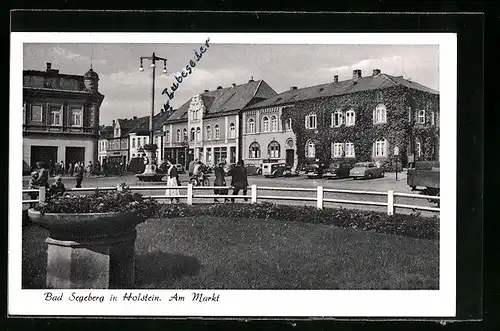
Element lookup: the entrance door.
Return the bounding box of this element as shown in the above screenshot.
[285,149,294,167]
[31,146,58,169]
[66,147,85,166]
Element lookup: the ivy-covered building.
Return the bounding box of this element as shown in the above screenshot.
[248,69,439,169]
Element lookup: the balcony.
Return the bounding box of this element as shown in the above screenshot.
[23,124,96,134]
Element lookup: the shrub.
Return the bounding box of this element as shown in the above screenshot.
[154,203,439,240]
[33,188,158,220]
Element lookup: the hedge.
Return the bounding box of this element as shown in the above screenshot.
[154,202,439,240]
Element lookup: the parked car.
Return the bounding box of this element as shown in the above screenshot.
[263,162,292,178]
[245,163,262,176]
[305,163,326,179]
[349,162,385,179]
[224,163,236,176]
[175,164,186,174]
[323,162,354,179]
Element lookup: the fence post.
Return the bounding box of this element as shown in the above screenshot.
[387,190,394,215]
[187,183,193,206]
[251,184,257,204]
[39,187,46,203]
[317,186,324,210]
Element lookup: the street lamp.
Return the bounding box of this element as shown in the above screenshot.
[137,52,167,177]
[394,146,400,181]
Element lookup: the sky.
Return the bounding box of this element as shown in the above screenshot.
[23,43,439,126]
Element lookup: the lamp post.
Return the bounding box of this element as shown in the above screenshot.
[138,53,167,175]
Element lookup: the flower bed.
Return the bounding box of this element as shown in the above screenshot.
[155,202,439,240]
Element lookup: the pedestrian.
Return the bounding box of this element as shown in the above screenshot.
[164,159,180,204]
[75,161,84,188]
[60,161,65,176]
[28,171,39,205]
[54,162,61,176]
[69,162,74,177]
[87,161,93,177]
[213,162,229,203]
[48,159,54,177]
[231,160,249,203]
[36,161,50,190]
[188,158,197,177]
[49,176,66,198]
[102,161,108,176]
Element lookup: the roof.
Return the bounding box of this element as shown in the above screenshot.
[23,69,97,94]
[98,126,114,139]
[131,111,173,134]
[247,73,439,109]
[117,116,149,136]
[165,79,277,123]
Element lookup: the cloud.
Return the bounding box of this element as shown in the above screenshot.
[50,46,107,65]
[328,55,403,73]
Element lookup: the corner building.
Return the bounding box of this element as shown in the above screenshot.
[23,63,104,168]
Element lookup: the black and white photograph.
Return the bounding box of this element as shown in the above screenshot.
[9,32,457,317]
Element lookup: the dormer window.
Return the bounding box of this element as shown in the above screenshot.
[331,110,343,127]
[305,112,317,130]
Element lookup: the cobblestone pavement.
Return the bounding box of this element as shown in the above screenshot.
[22,171,439,217]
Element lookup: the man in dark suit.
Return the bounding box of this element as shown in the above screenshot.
[231,160,248,203]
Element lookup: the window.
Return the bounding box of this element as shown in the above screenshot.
[415,138,422,157]
[271,116,278,132]
[262,117,270,132]
[268,141,280,158]
[190,128,195,141]
[345,142,355,157]
[249,142,261,158]
[431,111,435,126]
[31,104,43,122]
[374,138,387,157]
[132,138,136,148]
[176,129,181,142]
[229,123,236,138]
[50,105,62,126]
[182,128,188,141]
[143,137,147,146]
[332,142,343,157]
[345,109,355,126]
[305,112,317,129]
[418,110,426,124]
[305,140,315,158]
[70,108,82,127]
[247,118,255,133]
[285,118,292,131]
[214,125,220,139]
[132,154,135,158]
[206,126,212,140]
[331,110,343,127]
[165,130,170,143]
[196,127,201,142]
[206,148,212,163]
[373,104,387,124]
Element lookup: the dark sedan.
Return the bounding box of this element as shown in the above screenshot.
[323,162,354,179]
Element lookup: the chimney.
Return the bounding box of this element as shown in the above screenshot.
[290,86,297,90]
[46,62,52,71]
[334,75,339,83]
[204,89,209,92]
[372,69,381,76]
[248,76,254,82]
[133,116,137,120]
[217,86,223,90]
[232,83,236,87]
[352,69,362,79]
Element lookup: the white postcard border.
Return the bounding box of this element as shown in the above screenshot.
[9,32,456,317]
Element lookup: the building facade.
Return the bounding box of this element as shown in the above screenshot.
[276,69,439,169]
[97,125,113,164]
[23,63,104,169]
[162,79,277,167]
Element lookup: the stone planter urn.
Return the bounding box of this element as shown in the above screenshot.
[27,209,142,289]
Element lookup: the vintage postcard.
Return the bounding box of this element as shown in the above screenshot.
[9,32,456,317]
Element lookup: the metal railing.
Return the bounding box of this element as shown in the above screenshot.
[23,183,440,215]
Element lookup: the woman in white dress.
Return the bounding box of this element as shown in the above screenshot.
[165,159,180,204]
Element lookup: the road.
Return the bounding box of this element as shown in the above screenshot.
[22,171,438,217]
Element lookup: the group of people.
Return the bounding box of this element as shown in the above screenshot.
[164,159,248,204]
[41,160,102,178]
[28,161,67,203]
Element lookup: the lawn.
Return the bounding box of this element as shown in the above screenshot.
[22,216,439,290]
